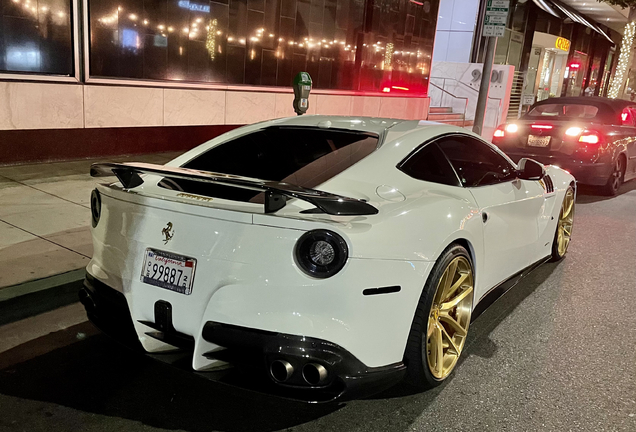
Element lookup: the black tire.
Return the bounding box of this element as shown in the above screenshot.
[549,186,575,262]
[601,156,625,196]
[403,244,473,390]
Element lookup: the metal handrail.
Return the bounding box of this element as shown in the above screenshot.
[428,81,469,127]
[430,76,504,128]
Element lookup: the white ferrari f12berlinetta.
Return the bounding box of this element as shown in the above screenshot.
[82,115,575,402]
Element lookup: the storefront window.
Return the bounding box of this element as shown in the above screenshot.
[510,0,527,34]
[598,49,613,97]
[584,47,603,96]
[524,32,569,102]
[563,51,588,97]
[0,0,74,75]
[87,0,438,93]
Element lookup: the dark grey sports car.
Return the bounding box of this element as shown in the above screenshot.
[493,96,636,195]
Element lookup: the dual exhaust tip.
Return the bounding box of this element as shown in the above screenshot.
[270,360,328,386]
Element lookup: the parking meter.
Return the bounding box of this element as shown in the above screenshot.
[293,72,312,115]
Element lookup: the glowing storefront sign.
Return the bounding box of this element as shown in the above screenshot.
[178,1,210,13]
[555,37,571,52]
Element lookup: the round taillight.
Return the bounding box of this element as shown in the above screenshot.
[294,230,348,278]
[90,189,101,228]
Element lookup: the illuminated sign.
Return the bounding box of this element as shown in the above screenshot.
[178,0,210,13]
[556,37,571,52]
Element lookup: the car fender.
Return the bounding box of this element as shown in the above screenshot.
[544,166,576,239]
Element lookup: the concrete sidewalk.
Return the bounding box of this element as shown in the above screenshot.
[0,152,180,298]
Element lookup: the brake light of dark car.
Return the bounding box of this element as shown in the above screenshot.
[565,127,582,137]
[493,124,517,139]
[578,131,601,144]
[530,124,553,130]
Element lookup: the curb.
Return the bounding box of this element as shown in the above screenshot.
[0,268,85,302]
[0,269,85,327]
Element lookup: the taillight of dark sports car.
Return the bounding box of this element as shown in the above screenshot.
[530,124,553,130]
[561,127,604,146]
[494,122,604,147]
[493,124,518,141]
[577,130,602,145]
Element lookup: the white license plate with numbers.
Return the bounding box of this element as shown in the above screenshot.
[141,249,196,295]
[528,135,551,147]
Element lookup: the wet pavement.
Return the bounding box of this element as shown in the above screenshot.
[0,182,635,432]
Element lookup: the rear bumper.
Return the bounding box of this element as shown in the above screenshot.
[79,273,406,403]
[505,151,612,186]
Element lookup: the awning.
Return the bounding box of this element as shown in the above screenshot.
[532,0,614,44]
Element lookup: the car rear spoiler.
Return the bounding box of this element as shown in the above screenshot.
[90,162,379,216]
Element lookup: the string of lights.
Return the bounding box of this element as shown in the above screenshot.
[90,5,430,72]
[608,21,636,99]
[10,0,67,20]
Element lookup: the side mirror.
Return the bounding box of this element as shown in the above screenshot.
[517,158,545,181]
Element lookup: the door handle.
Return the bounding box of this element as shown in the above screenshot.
[482,212,488,223]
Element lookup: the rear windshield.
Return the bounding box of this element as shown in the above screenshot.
[159,126,379,202]
[526,103,599,119]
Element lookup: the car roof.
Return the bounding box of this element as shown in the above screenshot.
[531,96,632,111]
[527,97,632,124]
[264,115,472,143]
[265,115,424,134]
[168,115,494,172]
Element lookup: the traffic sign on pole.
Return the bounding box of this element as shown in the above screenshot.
[483,0,510,38]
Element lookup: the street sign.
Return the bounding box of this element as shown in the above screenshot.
[483,0,510,37]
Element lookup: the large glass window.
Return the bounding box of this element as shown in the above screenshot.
[87,0,438,93]
[0,0,74,75]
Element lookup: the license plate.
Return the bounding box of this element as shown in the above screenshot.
[528,135,551,147]
[141,249,196,295]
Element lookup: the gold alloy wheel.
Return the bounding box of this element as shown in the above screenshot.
[426,256,474,380]
[557,188,575,257]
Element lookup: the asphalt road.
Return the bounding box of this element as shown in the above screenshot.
[1,182,635,432]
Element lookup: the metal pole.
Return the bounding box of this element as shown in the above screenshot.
[473,36,497,136]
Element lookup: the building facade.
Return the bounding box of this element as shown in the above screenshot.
[0,0,440,164]
[431,0,628,118]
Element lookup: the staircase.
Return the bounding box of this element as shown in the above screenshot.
[427,107,473,127]
[506,71,525,121]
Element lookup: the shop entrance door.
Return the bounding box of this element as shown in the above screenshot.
[537,49,556,101]
[563,52,589,97]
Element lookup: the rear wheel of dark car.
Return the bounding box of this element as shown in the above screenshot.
[602,155,625,196]
[404,244,473,389]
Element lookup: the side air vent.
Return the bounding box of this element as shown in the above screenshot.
[543,175,554,193]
